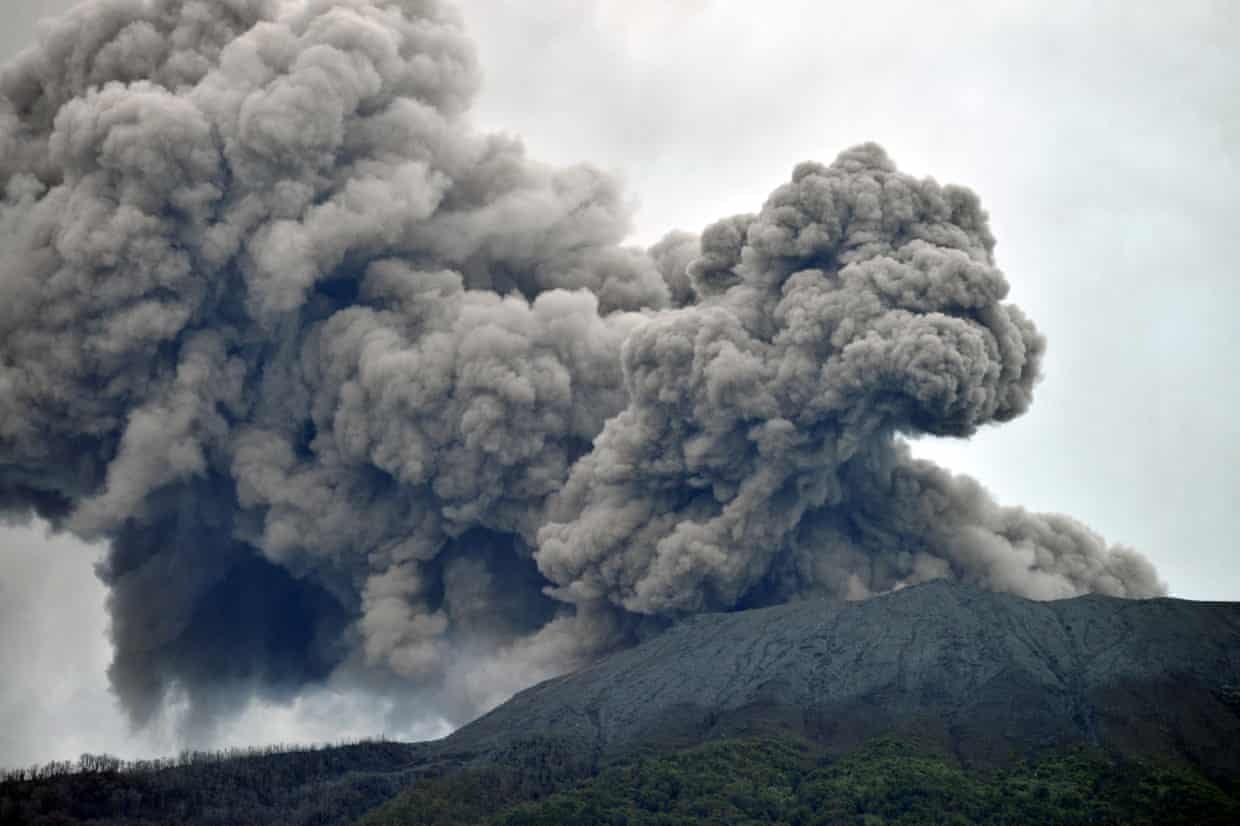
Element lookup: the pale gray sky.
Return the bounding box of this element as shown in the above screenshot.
[1,0,1237,767]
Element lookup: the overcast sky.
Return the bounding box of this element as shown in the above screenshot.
[1,0,1237,768]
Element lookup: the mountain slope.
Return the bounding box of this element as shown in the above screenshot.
[6,581,1240,825]
[446,581,1240,773]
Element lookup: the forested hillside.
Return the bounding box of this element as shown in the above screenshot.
[8,734,1238,825]
[0,739,426,826]
[361,736,1240,825]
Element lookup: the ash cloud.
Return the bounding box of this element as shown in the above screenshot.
[0,0,1162,733]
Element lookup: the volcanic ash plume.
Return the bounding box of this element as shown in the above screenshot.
[0,0,1163,731]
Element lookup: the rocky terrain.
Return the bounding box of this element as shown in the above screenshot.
[446,581,1240,772]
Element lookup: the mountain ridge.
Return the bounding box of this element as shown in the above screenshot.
[442,580,1240,774]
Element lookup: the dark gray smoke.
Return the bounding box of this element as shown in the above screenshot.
[0,0,1162,732]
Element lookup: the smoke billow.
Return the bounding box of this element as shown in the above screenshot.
[0,0,1162,732]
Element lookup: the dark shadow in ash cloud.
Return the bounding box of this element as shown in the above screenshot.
[0,0,1162,737]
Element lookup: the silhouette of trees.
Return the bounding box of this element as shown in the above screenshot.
[0,738,424,826]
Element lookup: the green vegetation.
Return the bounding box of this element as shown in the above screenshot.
[360,736,1240,826]
[5,734,1238,825]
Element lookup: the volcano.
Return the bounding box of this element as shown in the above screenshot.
[446,580,1240,772]
[6,580,1240,824]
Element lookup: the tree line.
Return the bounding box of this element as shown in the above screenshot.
[0,737,399,784]
[1,737,427,826]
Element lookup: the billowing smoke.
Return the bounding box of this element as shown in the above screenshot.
[0,0,1162,733]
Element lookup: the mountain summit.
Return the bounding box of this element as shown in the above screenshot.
[448,581,1240,772]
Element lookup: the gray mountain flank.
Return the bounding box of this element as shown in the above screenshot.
[446,581,1240,774]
